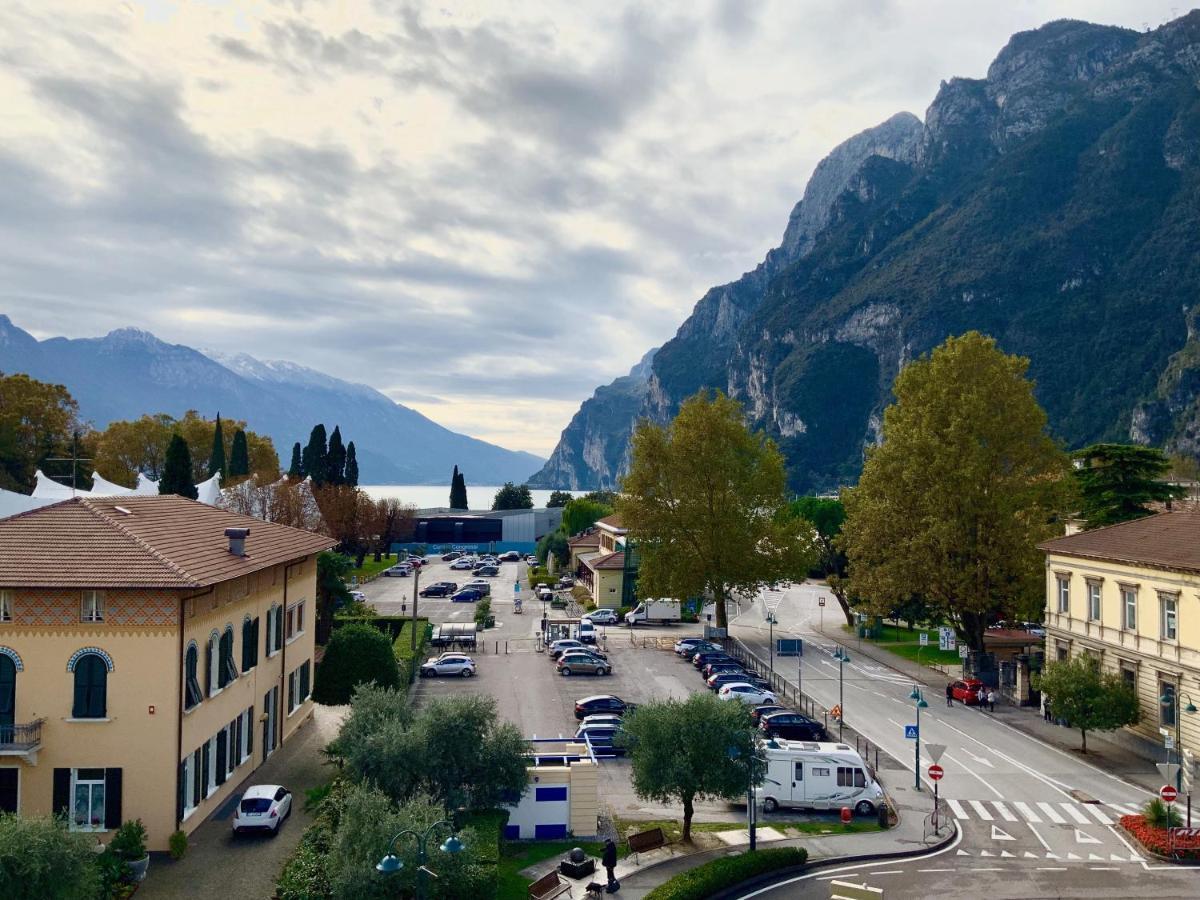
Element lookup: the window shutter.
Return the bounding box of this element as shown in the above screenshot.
[201,742,210,796]
[247,705,254,757]
[53,768,70,816]
[288,670,295,713]
[205,640,213,696]
[252,618,260,665]
[300,662,310,701]
[177,760,185,824]
[104,768,122,829]
[72,665,88,718]
[276,609,283,651]
[215,729,227,785]
[242,621,251,670]
[90,659,107,718]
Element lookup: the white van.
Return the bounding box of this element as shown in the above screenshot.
[578,620,596,644]
[757,740,884,816]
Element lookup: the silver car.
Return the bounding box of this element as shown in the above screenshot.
[420,653,477,678]
[557,652,611,676]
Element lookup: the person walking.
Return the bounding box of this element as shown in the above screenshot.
[945,682,954,707]
[976,686,986,708]
[987,689,996,712]
[602,838,619,892]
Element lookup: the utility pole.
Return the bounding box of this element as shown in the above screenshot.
[409,567,420,684]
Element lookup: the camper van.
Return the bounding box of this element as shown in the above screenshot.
[757,740,883,816]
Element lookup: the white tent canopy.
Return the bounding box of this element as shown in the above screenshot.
[31,469,90,499]
[196,472,221,505]
[89,472,137,496]
[0,487,56,519]
[135,473,159,494]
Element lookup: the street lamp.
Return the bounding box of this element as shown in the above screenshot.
[833,647,850,740]
[376,819,464,900]
[767,612,777,680]
[910,686,929,791]
[1160,685,1198,827]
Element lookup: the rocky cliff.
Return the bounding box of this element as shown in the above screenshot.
[542,12,1200,492]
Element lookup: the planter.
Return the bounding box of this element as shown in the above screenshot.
[128,854,150,883]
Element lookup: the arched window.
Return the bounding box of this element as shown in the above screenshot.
[72,653,108,718]
[219,626,238,689]
[184,642,202,710]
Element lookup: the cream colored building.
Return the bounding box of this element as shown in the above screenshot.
[574,516,636,609]
[1040,509,1200,752]
[0,495,333,851]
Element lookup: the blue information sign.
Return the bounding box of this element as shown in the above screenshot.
[776,638,803,657]
[904,725,919,740]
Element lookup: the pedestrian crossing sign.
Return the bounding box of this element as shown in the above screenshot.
[905,724,919,739]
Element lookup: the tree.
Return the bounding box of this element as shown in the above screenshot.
[288,442,303,478]
[547,490,571,508]
[159,434,199,499]
[584,489,619,506]
[840,333,1073,651]
[344,441,359,488]
[229,429,250,479]
[787,497,854,626]
[313,485,373,565]
[1032,654,1139,753]
[449,465,468,510]
[491,481,533,510]
[620,692,760,841]
[316,551,353,645]
[304,424,329,487]
[536,531,569,568]
[208,413,227,479]
[0,372,83,493]
[0,814,101,900]
[561,497,611,536]
[93,414,174,486]
[1073,443,1186,530]
[327,426,347,486]
[313,623,400,705]
[618,391,816,630]
[370,498,414,563]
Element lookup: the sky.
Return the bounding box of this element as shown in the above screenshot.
[0,1,1184,457]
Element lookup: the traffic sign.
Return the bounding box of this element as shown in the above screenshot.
[514,581,521,593]
[1157,762,1180,785]
[818,597,826,607]
[919,633,929,647]
[928,764,944,781]
[958,644,969,659]
[1161,784,1179,803]
[905,724,919,740]
[938,627,955,651]
[925,742,947,764]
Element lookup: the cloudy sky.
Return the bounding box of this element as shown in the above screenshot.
[0,1,1182,456]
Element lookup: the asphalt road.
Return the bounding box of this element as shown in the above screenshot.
[728,582,1191,898]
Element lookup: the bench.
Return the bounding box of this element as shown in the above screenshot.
[627,826,667,864]
[528,871,572,900]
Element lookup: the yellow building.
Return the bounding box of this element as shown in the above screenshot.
[575,516,635,609]
[0,495,333,850]
[1040,509,1200,753]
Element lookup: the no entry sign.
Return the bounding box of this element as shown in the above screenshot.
[928,764,944,781]
[1161,784,1179,803]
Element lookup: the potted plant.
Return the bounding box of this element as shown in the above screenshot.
[110,818,151,882]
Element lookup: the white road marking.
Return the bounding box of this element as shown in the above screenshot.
[1090,866,1119,871]
[969,799,994,821]
[1027,824,1053,852]
[992,801,1018,822]
[1037,867,1067,871]
[1084,805,1113,825]
[1037,801,1066,824]
[946,798,969,819]
[917,868,955,872]
[963,750,994,768]
[1023,851,1039,859]
[1062,803,1091,825]
[999,850,1015,858]
[1013,801,1042,823]
[864,870,903,875]
[1074,828,1102,845]
[990,825,1015,841]
[944,752,1005,799]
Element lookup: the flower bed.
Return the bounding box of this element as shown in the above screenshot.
[1120,814,1200,861]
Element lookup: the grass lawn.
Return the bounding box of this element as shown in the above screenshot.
[498,838,618,900]
[348,556,398,581]
[842,623,962,667]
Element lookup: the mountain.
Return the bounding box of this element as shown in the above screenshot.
[0,316,543,484]
[542,13,1200,493]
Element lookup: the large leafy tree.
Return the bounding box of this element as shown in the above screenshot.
[536,530,569,568]
[0,814,101,900]
[561,497,612,536]
[208,413,227,478]
[315,551,353,645]
[0,372,84,493]
[1033,654,1139,753]
[620,692,760,841]
[159,434,199,499]
[491,481,533,510]
[449,465,468,509]
[546,490,572,508]
[313,622,400,704]
[840,332,1073,650]
[788,497,853,626]
[618,390,816,630]
[1073,443,1185,529]
[93,413,175,487]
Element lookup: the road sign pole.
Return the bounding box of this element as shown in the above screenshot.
[934,780,939,830]
[914,701,921,791]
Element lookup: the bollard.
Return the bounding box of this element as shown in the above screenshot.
[877,800,889,829]
[840,806,852,825]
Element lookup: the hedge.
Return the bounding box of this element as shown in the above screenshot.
[332,614,409,640]
[642,847,808,900]
[392,618,431,682]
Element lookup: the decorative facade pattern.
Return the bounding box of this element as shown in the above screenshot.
[0,645,23,670]
[67,646,115,672]
[8,588,178,627]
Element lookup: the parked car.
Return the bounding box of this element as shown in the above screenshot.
[693,650,736,669]
[450,559,475,570]
[499,550,521,562]
[584,609,619,626]
[232,785,292,834]
[451,588,483,603]
[739,674,773,693]
[441,551,462,561]
[419,583,455,598]
[759,712,827,741]
[420,653,476,677]
[674,637,715,656]
[557,653,611,676]
[348,590,368,604]
[949,678,986,704]
[383,565,411,577]
[756,742,882,815]
[404,557,425,568]
[718,683,778,705]
[574,695,633,720]
[463,580,491,597]
[475,565,500,577]
[578,620,596,644]
[573,724,627,756]
[525,555,538,564]
[707,671,754,691]
[550,639,586,658]
[581,713,625,727]
[750,704,789,726]
[557,575,575,588]
[703,661,745,678]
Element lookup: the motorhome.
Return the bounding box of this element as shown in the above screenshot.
[757,740,883,816]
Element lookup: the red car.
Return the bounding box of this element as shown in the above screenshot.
[950,678,985,704]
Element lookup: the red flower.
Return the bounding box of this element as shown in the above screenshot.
[1120,814,1200,859]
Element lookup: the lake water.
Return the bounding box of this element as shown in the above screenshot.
[360,484,581,510]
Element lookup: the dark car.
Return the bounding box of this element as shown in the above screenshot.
[441,551,462,561]
[675,637,717,656]
[707,671,753,691]
[419,583,454,598]
[475,565,500,577]
[574,695,634,720]
[750,704,789,726]
[573,724,627,756]
[451,588,483,603]
[740,674,773,692]
[703,661,746,678]
[759,712,827,741]
[693,651,736,669]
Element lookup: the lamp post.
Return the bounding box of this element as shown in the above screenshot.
[767,612,777,680]
[409,566,421,684]
[1160,684,1198,827]
[376,819,464,900]
[728,745,758,851]
[833,647,850,740]
[910,686,929,791]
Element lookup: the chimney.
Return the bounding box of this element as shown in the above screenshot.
[225,527,250,556]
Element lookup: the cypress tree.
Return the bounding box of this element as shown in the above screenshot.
[208,414,227,478]
[345,441,359,487]
[303,424,328,485]
[288,442,303,478]
[160,435,199,499]
[450,465,468,509]
[229,429,250,477]
[327,425,347,485]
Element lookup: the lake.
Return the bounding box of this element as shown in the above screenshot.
[360,484,581,510]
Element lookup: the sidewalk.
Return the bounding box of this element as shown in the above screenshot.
[816,623,1164,793]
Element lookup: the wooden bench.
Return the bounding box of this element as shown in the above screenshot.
[528,870,572,900]
[627,826,667,864]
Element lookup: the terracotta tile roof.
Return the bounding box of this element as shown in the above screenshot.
[568,532,601,546]
[584,551,625,571]
[596,514,625,531]
[1038,509,1200,575]
[0,495,335,589]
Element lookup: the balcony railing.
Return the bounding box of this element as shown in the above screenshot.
[0,719,44,753]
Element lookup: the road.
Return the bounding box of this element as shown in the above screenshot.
[729,582,1193,898]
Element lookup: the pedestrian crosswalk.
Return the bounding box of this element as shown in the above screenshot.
[944,797,1138,826]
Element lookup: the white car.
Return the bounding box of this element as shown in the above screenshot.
[581,713,625,727]
[349,590,368,603]
[718,683,778,705]
[232,784,292,834]
[421,653,477,677]
[384,565,412,577]
[450,559,474,570]
[584,609,618,626]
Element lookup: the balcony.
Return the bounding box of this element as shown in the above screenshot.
[0,719,45,764]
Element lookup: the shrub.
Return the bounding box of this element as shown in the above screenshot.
[1143,797,1183,829]
[168,829,188,860]
[0,814,101,900]
[392,618,430,685]
[332,615,408,639]
[475,597,493,628]
[314,622,401,705]
[642,847,808,900]
[109,819,148,861]
[1121,813,1200,859]
[339,600,377,618]
[277,821,334,900]
[95,849,131,898]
